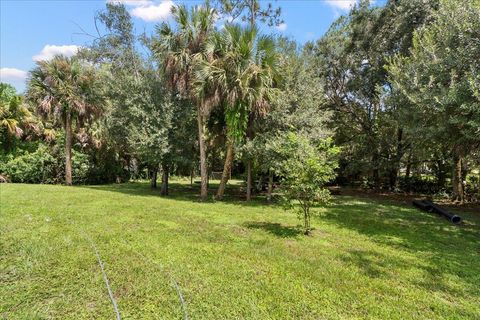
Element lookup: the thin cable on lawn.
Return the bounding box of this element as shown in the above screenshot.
[171,278,188,320]
[121,240,189,320]
[73,223,121,320]
[87,235,121,320]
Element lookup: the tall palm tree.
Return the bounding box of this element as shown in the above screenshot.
[196,24,279,200]
[152,4,218,201]
[27,55,104,185]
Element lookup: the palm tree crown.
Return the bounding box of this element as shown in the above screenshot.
[196,24,280,141]
[27,56,103,126]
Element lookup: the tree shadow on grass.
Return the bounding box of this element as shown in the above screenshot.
[78,181,277,208]
[244,221,302,238]
[322,197,480,301]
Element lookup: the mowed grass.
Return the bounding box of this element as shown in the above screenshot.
[1,181,479,319]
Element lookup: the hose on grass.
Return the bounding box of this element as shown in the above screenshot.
[85,234,122,320]
[119,239,189,320]
[68,220,187,319]
[70,221,121,320]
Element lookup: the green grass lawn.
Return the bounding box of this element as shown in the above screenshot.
[1,181,479,319]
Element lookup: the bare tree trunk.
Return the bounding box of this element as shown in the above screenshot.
[65,112,73,186]
[303,205,311,235]
[249,0,256,26]
[436,159,447,189]
[390,128,403,190]
[371,152,380,190]
[150,166,158,189]
[246,160,252,201]
[267,170,273,202]
[405,152,412,179]
[160,164,169,196]
[452,150,465,204]
[197,110,208,201]
[245,113,255,201]
[190,165,194,186]
[404,149,412,192]
[216,141,234,200]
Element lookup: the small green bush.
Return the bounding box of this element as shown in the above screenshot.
[273,133,339,234]
[1,144,91,184]
[2,145,56,183]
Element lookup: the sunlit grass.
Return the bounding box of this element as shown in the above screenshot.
[1,181,479,319]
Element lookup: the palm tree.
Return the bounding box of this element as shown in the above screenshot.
[27,55,104,185]
[152,4,218,201]
[196,24,279,200]
[0,83,38,152]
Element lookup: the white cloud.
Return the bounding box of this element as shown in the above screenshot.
[131,0,173,22]
[0,68,28,81]
[33,45,81,61]
[275,23,287,31]
[325,0,357,10]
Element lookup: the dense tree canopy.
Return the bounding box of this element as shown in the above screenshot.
[1,0,479,205]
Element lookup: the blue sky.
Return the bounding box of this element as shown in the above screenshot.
[0,0,381,92]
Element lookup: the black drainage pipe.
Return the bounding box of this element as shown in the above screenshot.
[412,200,462,224]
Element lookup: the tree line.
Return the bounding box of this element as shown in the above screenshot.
[1,0,479,207]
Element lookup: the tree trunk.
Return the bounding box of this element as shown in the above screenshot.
[405,152,412,179]
[197,110,208,201]
[190,166,194,186]
[150,166,158,189]
[249,0,255,26]
[371,152,380,190]
[452,150,465,204]
[267,170,273,202]
[3,134,12,153]
[216,141,234,200]
[246,160,252,201]
[436,160,447,189]
[390,128,404,190]
[160,164,169,196]
[65,112,73,186]
[245,114,255,201]
[303,205,311,235]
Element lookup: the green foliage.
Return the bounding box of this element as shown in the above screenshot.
[120,68,173,169]
[388,0,480,152]
[196,24,280,142]
[1,144,90,184]
[314,0,437,190]
[27,56,104,125]
[1,144,55,183]
[273,133,339,234]
[84,3,177,176]
[387,0,480,200]
[213,0,283,27]
[3,0,479,203]
[0,83,38,152]
[244,38,332,174]
[152,3,217,105]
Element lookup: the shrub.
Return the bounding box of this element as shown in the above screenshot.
[1,144,91,184]
[273,133,339,235]
[2,144,56,183]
